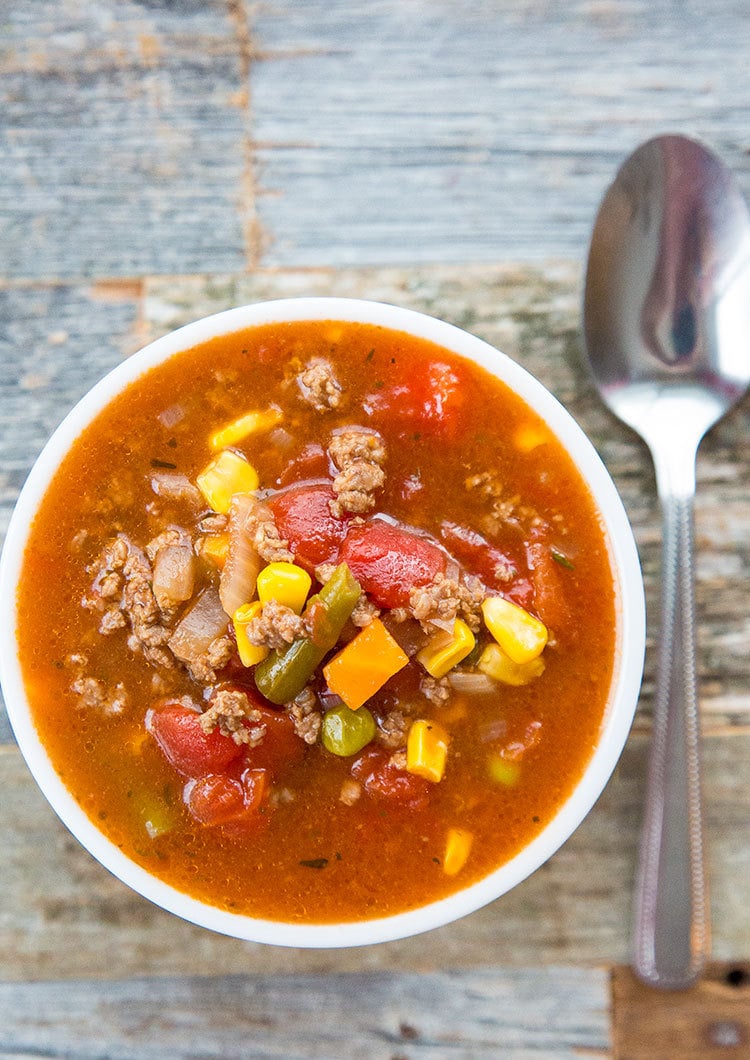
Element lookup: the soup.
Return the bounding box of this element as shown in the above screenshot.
[15,319,616,923]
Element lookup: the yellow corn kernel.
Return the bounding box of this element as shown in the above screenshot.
[478,642,545,686]
[406,719,450,783]
[481,596,547,665]
[209,407,283,451]
[443,827,474,876]
[256,561,312,615]
[233,602,269,668]
[514,421,550,453]
[416,619,476,679]
[488,753,521,787]
[200,533,230,569]
[196,450,259,514]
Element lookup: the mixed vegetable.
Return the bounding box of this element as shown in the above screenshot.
[139,398,563,880]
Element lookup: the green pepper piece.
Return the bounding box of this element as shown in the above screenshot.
[254,562,361,705]
[321,704,376,756]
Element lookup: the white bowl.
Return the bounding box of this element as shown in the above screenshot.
[0,297,645,947]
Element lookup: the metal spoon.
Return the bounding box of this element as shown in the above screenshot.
[583,134,750,989]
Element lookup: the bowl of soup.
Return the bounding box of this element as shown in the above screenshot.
[0,298,645,947]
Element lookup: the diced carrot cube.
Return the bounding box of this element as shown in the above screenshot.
[323,617,408,711]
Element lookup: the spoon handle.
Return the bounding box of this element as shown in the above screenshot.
[633,477,709,989]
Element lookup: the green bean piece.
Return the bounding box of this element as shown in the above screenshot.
[321,704,376,756]
[254,562,361,705]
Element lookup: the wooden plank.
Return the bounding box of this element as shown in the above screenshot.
[0,967,610,1058]
[0,0,249,280]
[612,962,750,1059]
[1,730,748,980]
[141,264,750,730]
[249,0,750,267]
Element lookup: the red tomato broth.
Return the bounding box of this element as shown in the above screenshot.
[15,319,616,923]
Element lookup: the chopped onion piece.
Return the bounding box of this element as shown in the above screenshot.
[157,404,186,428]
[168,588,228,665]
[447,670,498,696]
[153,545,195,612]
[219,493,262,617]
[150,472,202,507]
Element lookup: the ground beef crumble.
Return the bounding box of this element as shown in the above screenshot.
[296,358,343,412]
[286,687,322,745]
[350,594,380,628]
[314,562,337,585]
[70,675,129,715]
[244,503,294,564]
[246,599,308,650]
[185,635,233,684]
[86,534,175,668]
[420,674,451,705]
[378,709,409,749]
[409,572,485,633]
[328,427,386,517]
[199,689,266,746]
[339,778,361,805]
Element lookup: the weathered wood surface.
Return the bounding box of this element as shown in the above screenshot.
[613,963,750,1059]
[0,967,610,1059]
[3,1,750,278]
[251,0,750,268]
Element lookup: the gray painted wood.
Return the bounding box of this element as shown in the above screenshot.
[2,731,747,979]
[0,1,249,279]
[250,0,750,267]
[0,967,609,1058]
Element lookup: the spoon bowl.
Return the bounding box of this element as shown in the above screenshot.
[584,134,750,989]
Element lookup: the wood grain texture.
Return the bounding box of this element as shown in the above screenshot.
[0,967,609,1059]
[612,963,750,1059]
[2,730,748,979]
[0,0,249,279]
[250,0,750,267]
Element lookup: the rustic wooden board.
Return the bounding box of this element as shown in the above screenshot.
[612,963,750,1059]
[0,0,249,279]
[4,1,750,280]
[250,0,750,267]
[2,730,747,980]
[0,966,609,1059]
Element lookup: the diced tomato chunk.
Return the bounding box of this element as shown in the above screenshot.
[185,767,271,830]
[276,443,329,488]
[339,521,446,608]
[525,524,572,633]
[352,748,431,811]
[147,703,244,778]
[440,521,534,608]
[245,705,306,776]
[365,360,466,439]
[185,773,246,825]
[269,484,349,571]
